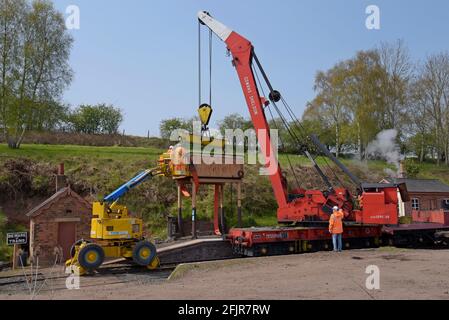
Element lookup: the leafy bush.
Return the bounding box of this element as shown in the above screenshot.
[0,211,13,262]
[31,175,51,194]
[404,159,421,178]
[68,104,123,135]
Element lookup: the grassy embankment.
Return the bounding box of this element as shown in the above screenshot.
[1,143,449,259]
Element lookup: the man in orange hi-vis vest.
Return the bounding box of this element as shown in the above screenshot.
[329,206,344,252]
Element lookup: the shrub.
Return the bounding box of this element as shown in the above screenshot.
[404,160,420,178]
[0,211,12,262]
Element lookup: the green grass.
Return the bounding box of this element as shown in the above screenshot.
[409,161,449,184]
[278,153,395,170]
[0,143,170,241]
[278,153,449,185]
[0,144,405,180]
[253,215,279,227]
[0,144,163,162]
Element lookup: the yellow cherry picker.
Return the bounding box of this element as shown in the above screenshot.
[65,167,163,275]
[65,106,215,276]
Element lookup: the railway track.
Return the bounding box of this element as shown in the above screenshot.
[0,261,176,295]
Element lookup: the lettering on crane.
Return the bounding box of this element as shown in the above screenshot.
[243,76,253,94]
[370,215,390,220]
[244,76,258,115]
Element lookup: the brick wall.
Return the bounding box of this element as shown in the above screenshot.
[412,210,449,225]
[30,195,91,265]
[405,192,449,216]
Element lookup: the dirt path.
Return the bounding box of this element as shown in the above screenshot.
[1,248,449,300]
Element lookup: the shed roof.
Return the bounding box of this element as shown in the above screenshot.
[382,178,449,193]
[26,187,91,218]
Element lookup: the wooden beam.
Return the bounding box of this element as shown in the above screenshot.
[177,184,183,236]
[237,182,242,227]
[214,185,222,236]
[220,184,225,234]
[192,183,198,239]
[12,244,18,270]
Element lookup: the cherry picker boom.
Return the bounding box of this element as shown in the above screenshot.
[103,169,159,203]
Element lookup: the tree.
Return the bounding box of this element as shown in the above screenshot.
[217,113,254,149]
[28,101,69,131]
[413,53,449,165]
[98,104,123,134]
[305,50,389,159]
[159,118,192,140]
[344,50,389,160]
[217,113,253,135]
[407,77,434,162]
[304,41,449,164]
[306,63,352,157]
[69,105,101,134]
[69,104,123,135]
[268,117,294,153]
[302,103,336,153]
[376,40,412,133]
[0,0,73,148]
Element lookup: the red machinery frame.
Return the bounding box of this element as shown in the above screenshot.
[197,11,411,255]
[198,11,402,223]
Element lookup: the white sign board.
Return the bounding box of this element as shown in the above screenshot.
[6,232,28,246]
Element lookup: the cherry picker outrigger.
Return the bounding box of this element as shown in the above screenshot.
[197,11,449,256]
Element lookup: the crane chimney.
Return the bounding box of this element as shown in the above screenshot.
[56,163,67,192]
[58,163,64,175]
[398,161,406,179]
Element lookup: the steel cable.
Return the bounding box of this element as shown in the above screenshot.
[253,63,301,189]
[252,55,346,190]
[198,21,202,106]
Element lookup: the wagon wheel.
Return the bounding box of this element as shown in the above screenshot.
[77,243,105,270]
[132,241,157,266]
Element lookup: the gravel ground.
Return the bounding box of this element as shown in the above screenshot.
[1,247,448,300]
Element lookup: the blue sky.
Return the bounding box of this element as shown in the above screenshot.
[53,0,449,137]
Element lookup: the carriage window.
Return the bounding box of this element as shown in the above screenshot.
[411,198,420,210]
[443,199,449,209]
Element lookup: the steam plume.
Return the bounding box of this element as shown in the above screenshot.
[366,129,404,177]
